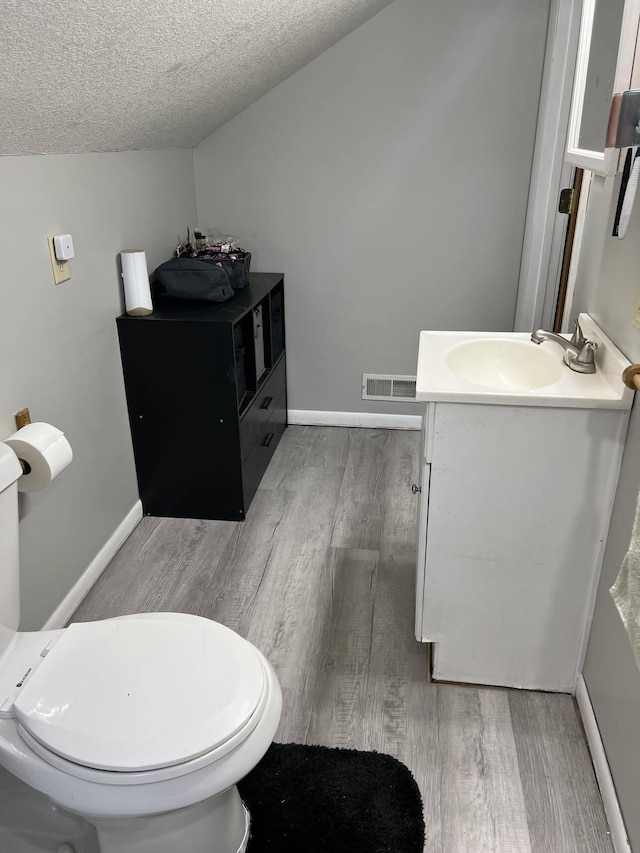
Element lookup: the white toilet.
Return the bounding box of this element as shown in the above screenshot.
[0,443,282,853]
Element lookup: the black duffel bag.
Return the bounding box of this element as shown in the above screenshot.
[153,258,234,303]
[196,251,251,289]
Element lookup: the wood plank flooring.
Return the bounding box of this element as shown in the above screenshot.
[72,426,613,853]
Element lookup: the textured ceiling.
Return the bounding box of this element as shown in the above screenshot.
[0,0,392,155]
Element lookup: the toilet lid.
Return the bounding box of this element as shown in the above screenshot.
[12,614,266,772]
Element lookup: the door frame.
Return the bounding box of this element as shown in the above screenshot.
[516,0,640,332]
[558,167,593,332]
[553,167,584,331]
[514,0,584,333]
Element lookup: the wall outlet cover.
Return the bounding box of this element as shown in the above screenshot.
[47,236,70,285]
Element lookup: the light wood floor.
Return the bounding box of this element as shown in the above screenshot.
[72,426,612,853]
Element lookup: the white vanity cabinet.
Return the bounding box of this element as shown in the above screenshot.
[414,315,636,692]
[415,401,629,691]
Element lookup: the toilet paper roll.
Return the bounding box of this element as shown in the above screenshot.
[121,250,153,316]
[4,423,73,492]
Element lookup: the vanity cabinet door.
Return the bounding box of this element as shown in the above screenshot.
[418,402,626,691]
[414,405,434,642]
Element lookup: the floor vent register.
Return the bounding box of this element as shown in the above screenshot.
[362,374,418,402]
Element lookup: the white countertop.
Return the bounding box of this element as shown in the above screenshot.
[416,313,634,409]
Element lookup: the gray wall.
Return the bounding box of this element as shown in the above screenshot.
[194,0,550,414]
[575,173,640,851]
[0,149,196,630]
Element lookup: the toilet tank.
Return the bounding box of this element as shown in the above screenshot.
[0,444,23,656]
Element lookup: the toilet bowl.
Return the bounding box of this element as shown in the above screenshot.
[0,612,282,853]
[0,445,282,853]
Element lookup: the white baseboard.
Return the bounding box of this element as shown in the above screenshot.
[288,410,421,430]
[575,675,631,853]
[41,500,143,630]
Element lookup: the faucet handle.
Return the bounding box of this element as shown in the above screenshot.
[567,340,598,374]
[576,340,598,365]
[571,319,587,348]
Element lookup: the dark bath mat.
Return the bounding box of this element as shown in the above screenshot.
[238,743,425,853]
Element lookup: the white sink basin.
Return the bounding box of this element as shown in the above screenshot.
[445,338,564,391]
[415,314,634,409]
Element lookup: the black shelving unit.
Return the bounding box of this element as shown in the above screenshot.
[116,273,287,520]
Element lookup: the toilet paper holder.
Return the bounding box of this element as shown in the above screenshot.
[5,418,73,491]
[13,407,32,473]
[14,407,31,431]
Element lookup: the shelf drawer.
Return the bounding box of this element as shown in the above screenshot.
[242,390,287,508]
[239,357,286,460]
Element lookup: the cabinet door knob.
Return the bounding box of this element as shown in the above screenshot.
[260,396,274,410]
[411,483,421,494]
[262,432,275,448]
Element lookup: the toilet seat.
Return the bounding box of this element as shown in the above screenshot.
[12,614,267,776]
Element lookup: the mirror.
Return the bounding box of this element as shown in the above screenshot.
[566,0,629,175]
[579,0,625,151]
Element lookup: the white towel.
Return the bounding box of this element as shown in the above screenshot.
[611,490,640,672]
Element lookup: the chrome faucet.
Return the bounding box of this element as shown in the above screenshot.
[531,320,598,374]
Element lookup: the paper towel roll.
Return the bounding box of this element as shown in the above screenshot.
[4,422,73,492]
[121,250,153,316]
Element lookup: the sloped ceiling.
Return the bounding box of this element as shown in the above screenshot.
[0,0,392,155]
